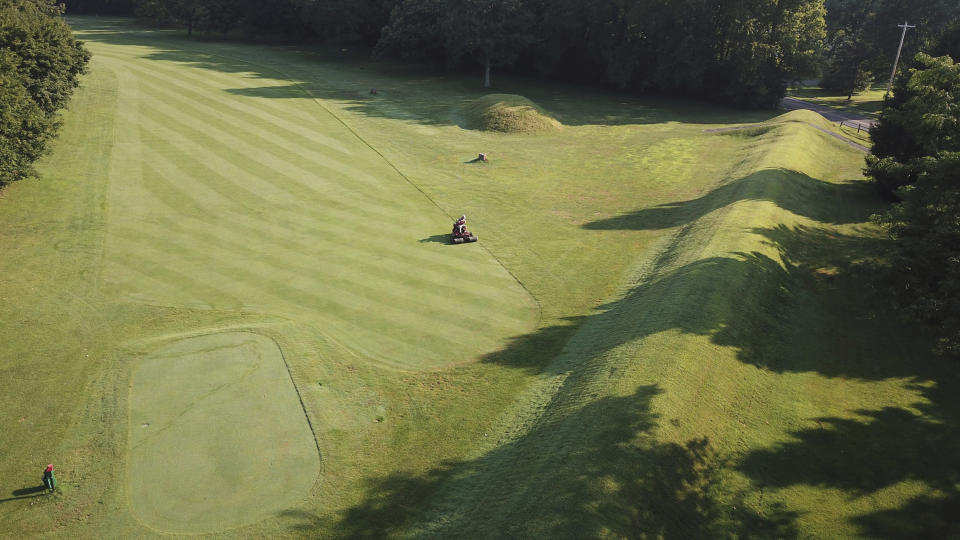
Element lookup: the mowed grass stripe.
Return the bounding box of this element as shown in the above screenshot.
[138,167,525,313]
[108,54,447,212]
[103,47,346,131]
[98,53,355,157]
[134,91,413,215]
[119,164,529,331]
[93,33,538,370]
[136,215,525,333]
[105,255,214,307]
[136,143,519,299]
[135,134,512,285]
[109,226,475,354]
[132,80,394,202]
[107,247,246,309]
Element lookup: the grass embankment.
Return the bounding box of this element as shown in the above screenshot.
[390,110,951,538]
[0,17,954,539]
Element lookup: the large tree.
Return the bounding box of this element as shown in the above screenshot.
[820,27,874,98]
[869,53,960,195]
[869,53,960,354]
[440,0,531,87]
[376,0,445,63]
[0,0,90,186]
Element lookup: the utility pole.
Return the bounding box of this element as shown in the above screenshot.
[885,21,916,98]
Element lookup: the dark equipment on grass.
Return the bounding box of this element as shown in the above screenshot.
[452,215,477,244]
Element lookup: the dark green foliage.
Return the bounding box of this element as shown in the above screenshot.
[0,0,90,186]
[820,28,874,98]
[869,54,960,194]
[380,0,824,107]
[879,153,960,355]
[933,22,960,59]
[869,53,960,355]
[823,0,960,90]
[379,0,532,87]
[376,0,444,63]
[132,0,394,44]
[0,51,54,183]
[439,0,532,88]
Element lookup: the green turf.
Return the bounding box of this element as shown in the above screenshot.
[95,43,537,370]
[0,16,954,539]
[128,332,319,533]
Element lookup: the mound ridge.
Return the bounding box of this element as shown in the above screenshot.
[464,94,561,134]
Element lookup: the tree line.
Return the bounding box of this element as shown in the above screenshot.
[867,28,960,355]
[62,0,960,106]
[61,0,825,108]
[820,0,959,97]
[1,0,89,187]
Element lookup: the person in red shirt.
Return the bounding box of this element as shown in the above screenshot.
[42,464,56,492]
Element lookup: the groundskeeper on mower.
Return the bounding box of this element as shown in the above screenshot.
[452,215,477,244]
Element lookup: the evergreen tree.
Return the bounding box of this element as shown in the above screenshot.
[869,53,960,354]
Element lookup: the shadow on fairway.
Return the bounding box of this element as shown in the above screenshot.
[732,226,960,539]
[330,386,799,538]
[418,234,450,244]
[584,168,879,230]
[0,486,48,504]
[10,486,46,496]
[739,374,960,538]
[69,17,781,130]
[321,223,956,537]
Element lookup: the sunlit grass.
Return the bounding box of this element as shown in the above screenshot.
[0,17,949,539]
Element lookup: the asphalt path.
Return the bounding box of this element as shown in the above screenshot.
[780,97,877,131]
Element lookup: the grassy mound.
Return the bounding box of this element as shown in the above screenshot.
[464,94,561,134]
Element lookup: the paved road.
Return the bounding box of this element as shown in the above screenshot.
[780,97,877,131]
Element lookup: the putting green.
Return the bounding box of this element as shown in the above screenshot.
[127,332,320,533]
[85,35,538,370]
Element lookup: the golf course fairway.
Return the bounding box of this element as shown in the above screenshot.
[97,32,537,370]
[1,16,956,539]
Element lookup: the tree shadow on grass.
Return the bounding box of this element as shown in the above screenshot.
[585,169,879,230]
[451,222,945,536]
[277,509,327,534]
[276,218,944,536]
[730,225,960,539]
[483,224,922,381]
[331,386,799,539]
[738,381,960,539]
